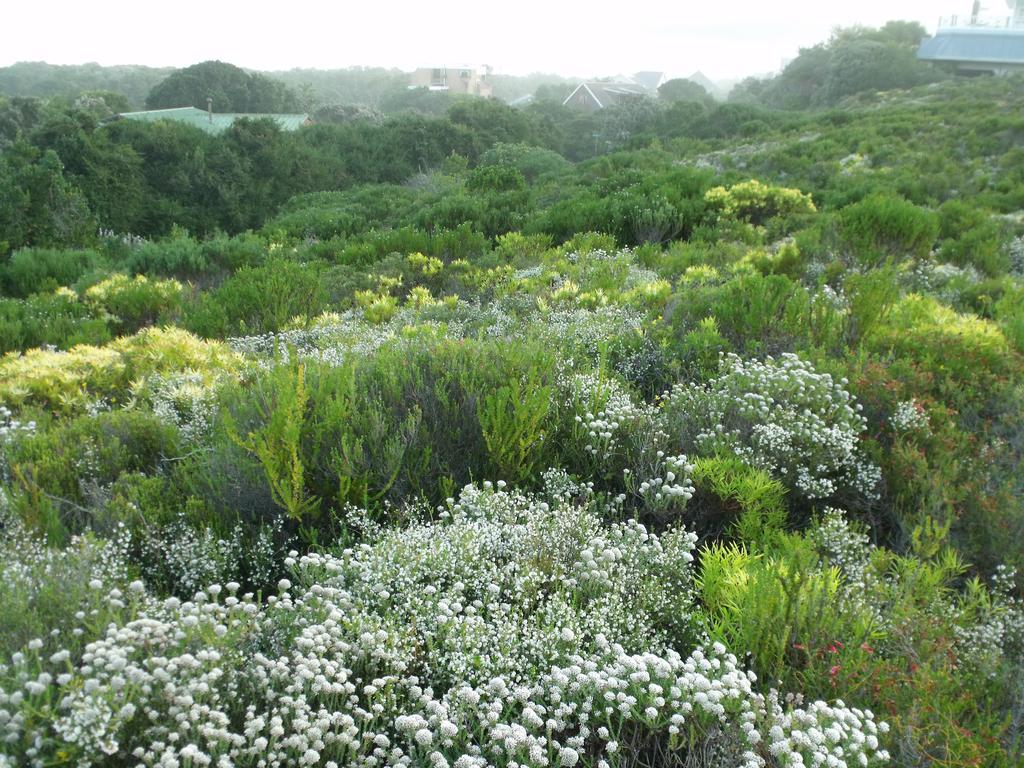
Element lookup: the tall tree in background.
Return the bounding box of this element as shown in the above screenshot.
[0,143,94,251]
[658,78,714,105]
[145,61,300,113]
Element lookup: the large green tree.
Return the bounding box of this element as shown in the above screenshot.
[145,61,300,113]
[0,142,94,253]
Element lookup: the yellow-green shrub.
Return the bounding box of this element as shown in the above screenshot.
[83,274,185,334]
[704,180,816,226]
[0,327,241,412]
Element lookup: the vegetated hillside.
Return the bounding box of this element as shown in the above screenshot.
[0,47,1023,768]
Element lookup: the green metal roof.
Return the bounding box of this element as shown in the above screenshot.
[115,107,311,134]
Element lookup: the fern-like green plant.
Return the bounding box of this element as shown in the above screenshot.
[697,537,856,683]
[478,373,552,485]
[231,362,319,522]
[690,455,788,545]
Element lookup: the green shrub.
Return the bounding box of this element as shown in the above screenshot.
[83,273,184,334]
[0,290,111,354]
[704,180,816,226]
[5,409,180,538]
[689,455,788,544]
[839,194,938,266]
[937,201,1008,277]
[466,164,526,192]
[122,227,207,277]
[697,535,874,684]
[0,248,105,297]
[186,257,327,337]
[478,142,571,182]
[0,327,241,412]
[667,272,808,356]
[865,294,1018,406]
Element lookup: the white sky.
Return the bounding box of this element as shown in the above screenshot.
[3,0,993,81]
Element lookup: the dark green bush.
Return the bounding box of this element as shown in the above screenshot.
[0,247,104,297]
[185,257,327,337]
[0,292,111,354]
[839,194,938,266]
[6,409,180,539]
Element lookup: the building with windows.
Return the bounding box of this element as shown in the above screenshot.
[409,66,492,97]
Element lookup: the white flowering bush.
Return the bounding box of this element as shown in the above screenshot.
[889,399,930,436]
[809,508,1024,678]
[0,479,891,768]
[660,354,881,502]
[142,369,223,444]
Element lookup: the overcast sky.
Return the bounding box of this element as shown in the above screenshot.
[3,0,989,81]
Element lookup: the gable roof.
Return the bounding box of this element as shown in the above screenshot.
[917,28,1024,65]
[633,71,667,91]
[114,107,311,134]
[562,81,648,108]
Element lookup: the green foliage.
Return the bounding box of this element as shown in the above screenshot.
[0,143,94,252]
[657,78,713,104]
[0,247,104,297]
[0,326,240,412]
[145,60,300,112]
[187,257,326,337]
[477,371,553,485]
[6,408,179,538]
[698,536,872,683]
[229,362,318,522]
[689,455,788,544]
[478,142,570,182]
[83,273,184,334]
[937,200,1009,276]
[0,289,111,354]
[736,21,939,109]
[466,163,526,193]
[839,194,938,265]
[668,272,808,355]
[704,180,816,226]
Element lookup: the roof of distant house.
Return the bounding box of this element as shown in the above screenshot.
[917,27,1024,65]
[114,107,311,134]
[632,71,667,90]
[563,81,648,108]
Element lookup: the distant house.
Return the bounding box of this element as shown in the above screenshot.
[633,71,668,91]
[917,0,1024,73]
[562,81,648,112]
[409,66,492,97]
[113,106,312,135]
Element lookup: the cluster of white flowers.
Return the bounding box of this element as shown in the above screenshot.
[903,259,983,302]
[535,307,644,362]
[0,481,891,768]
[953,565,1024,676]
[567,372,652,464]
[624,452,695,517]
[0,405,36,487]
[661,353,881,501]
[808,508,886,631]
[0,405,35,446]
[1007,235,1024,276]
[889,399,930,436]
[228,310,407,367]
[815,284,849,312]
[144,370,222,443]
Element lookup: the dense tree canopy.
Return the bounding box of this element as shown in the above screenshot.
[730,22,939,109]
[658,78,714,105]
[145,60,301,112]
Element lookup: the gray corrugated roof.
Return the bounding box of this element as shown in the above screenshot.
[918,28,1024,64]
